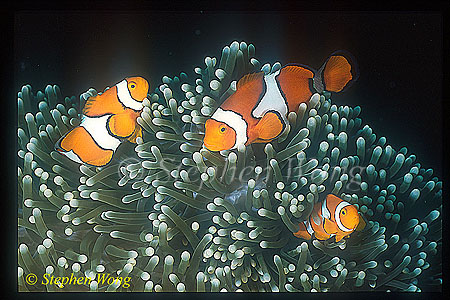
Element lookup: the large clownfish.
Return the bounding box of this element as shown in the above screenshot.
[55,77,149,167]
[203,52,358,151]
[293,194,366,242]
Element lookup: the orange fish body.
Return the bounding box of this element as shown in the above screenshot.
[56,77,149,167]
[293,194,366,242]
[203,52,358,152]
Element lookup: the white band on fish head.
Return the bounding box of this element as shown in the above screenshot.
[211,108,248,149]
[116,80,144,111]
[335,201,353,232]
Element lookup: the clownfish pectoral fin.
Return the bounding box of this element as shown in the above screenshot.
[335,233,348,242]
[355,214,367,232]
[323,217,337,235]
[293,222,312,240]
[317,51,359,93]
[255,111,285,141]
[314,231,331,241]
[107,113,136,138]
[56,126,114,167]
[127,124,142,144]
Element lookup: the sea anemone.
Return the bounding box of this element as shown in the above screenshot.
[17,41,441,292]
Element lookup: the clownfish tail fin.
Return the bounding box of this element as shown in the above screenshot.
[55,129,71,152]
[314,50,359,94]
[293,222,312,240]
[54,126,85,164]
[54,126,114,167]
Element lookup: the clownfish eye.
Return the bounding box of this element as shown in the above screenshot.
[342,209,346,215]
[129,81,137,89]
[220,125,226,133]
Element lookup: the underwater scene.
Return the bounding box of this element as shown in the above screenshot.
[15,11,442,292]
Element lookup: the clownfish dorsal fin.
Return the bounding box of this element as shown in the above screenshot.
[237,72,264,89]
[282,65,314,76]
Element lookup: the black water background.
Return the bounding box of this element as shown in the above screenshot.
[14,11,443,178]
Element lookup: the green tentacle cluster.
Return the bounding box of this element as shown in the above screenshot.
[17,41,441,292]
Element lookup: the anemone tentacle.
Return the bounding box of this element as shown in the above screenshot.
[18,41,441,292]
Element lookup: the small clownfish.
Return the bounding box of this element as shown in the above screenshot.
[293,194,366,242]
[55,77,149,167]
[203,51,358,151]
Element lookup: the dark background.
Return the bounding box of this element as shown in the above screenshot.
[13,9,443,177]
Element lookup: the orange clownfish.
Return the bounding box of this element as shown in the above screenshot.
[203,52,358,152]
[293,194,366,242]
[55,77,149,167]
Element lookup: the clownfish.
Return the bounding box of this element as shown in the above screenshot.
[293,194,366,242]
[203,51,358,151]
[55,77,149,167]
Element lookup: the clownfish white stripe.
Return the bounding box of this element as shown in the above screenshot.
[305,220,314,236]
[63,150,83,164]
[211,108,248,149]
[80,115,121,151]
[335,201,353,232]
[312,212,321,226]
[116,80,144,111]
[321,198,331,220]
[252,70,288,122]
